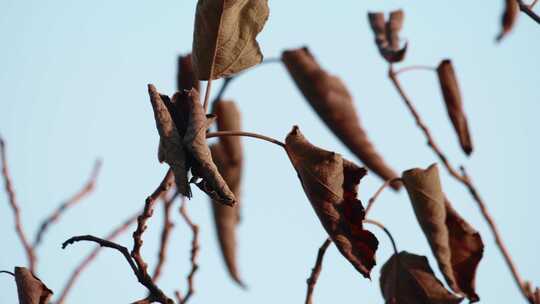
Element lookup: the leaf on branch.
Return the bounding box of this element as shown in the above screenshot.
[209,100,245,286]
[192,0,270,80]
[437,60,473,156]
[148,84,236,205]
[368,10,407,63]
[402,164,484,302]
[380,251,463,304]
[281,47,400,189]
[178,54,200,92]
[14,267,53,304]
[497,0,519,42]
[285,126,378,278]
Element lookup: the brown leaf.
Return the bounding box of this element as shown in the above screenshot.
[184,89,236,206]
[380,251,463,304]
[177,54,200,92]
[209,100,244,286]
[285,126,378,278]
[402,164,483,302]
[14,267,53,304]
[497,0,519,42]
[437,60,473,156]
[282,47,400,189]
[368,10,407,63]
[192,0,270,80]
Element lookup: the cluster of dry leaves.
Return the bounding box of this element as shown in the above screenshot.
[1,1,539,303]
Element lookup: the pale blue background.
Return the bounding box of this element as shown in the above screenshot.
[1,1,539,303]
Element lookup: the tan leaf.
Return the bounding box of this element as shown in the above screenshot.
[285,126,378,278]
[437,60,473,156]
[209,100,244,286]
[192,0,270,80]
[184,89,236,206]
[14,267,53,304]
[148,84,192,197]
[368,10,407,63]
[402,164,483,302]
[380,252,463,304]
[282,47,400,189]
[497,0,519,42]
[177,53,200,92]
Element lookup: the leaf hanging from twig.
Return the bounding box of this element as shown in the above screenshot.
[285,126,378,278]
[368,10,407,63]
[209,100,245,286]
[178,54,200,92]
[282,47,400,189]
[402,164,484,302]
[380,251,463,304]
[14,267,53,304]
[192,0,270,80]
[437,60,473,156]
[497,0,519,42]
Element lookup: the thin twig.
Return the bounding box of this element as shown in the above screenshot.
[530,0,539,9]
[56,212,139,304]
[206,131,285,148]
[365,178,401,215]
[304,238,332,304]
[33,159,102,249]
[518,0,540,23]
[176,198,200,304]
[0,137,36,273]
[364,219,398,255]
[388,66,536,302]
[0,270,15,277]
[392,65,436,76]
[152,191,179,282]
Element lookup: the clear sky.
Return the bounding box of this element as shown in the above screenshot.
[1,1,539,303]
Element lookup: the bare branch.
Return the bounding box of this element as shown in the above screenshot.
[518,0,540,23]
[33,159,102,248]
[152,191,179,281]
[365,178,401,215]
[0,136,36,273]
[176,198,200,304]
[304,238,331,304]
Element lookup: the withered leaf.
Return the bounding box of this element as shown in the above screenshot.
[402,164,483,302]
[192,0,270,80]
[14,267,53,304]
[285,126,378,278]
[177,53,200,92]
[368,10,407,63]
[497,0,519,42]
[437,60,473,156]
[209,100,244,286]
[148,84,192,197]
[184,89,236,206]
[282,47,400,189]
[380,251,463,304]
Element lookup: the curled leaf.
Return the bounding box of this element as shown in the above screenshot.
[184,89,236,206]
[14,267,53,304]
[402,164,483,302]
[285,126,378,278]
[368,10,407,63]
[210,100,245,286]
[437,60,473,156]
[192,0,270,80]
[177,54,200,92]
[497,0,519,42]
[282,47,400,189]
[380,251,463,304]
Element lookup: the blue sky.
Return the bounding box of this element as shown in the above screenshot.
[1,1,539,303]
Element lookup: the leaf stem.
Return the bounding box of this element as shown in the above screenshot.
[206,131,285,148]
[0,270,15,277]
[392,65,436,76]
[518,0,540,23]
[365,178,401,215]
[364,219,398,256]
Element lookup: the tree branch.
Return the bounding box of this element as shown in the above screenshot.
[152,191,179,282]
[365,178,401,215]
[176,198,200,304]
[304,238,332,304]
[518,0,540,23]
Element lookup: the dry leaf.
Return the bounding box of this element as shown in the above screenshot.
[177,54,200,92]
[184,89,237,206]
[368,10,407,63]
[497,0,519,42]
[437,60,473,156]
[282,47,400,189]
[402,164,483,302]
[14,267,53,304]
[192,0,270,80]
[285,126,378,278]
[380,251,463,304]
[209,100,244,286]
